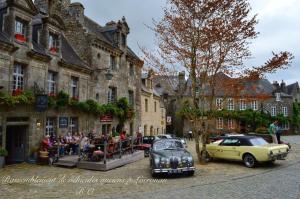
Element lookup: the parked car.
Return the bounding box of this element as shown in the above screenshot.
[157,134,174,139]
[175,137,188,148]
[149,139,195,177]
[247,133,291,149]
[137,136,160,157]
[204,136,289,168]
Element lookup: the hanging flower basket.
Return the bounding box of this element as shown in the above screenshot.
[15,33,26,42]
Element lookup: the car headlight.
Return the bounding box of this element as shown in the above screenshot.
[160,157,169,168]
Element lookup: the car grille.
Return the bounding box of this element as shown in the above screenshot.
[170,157,179,169]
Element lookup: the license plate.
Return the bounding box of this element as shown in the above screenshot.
[169,169,181,174]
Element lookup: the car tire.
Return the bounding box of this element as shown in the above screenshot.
[201,151,212,162]
[187,171,195,176]
[151,171,159,178]
[243,154,256,168]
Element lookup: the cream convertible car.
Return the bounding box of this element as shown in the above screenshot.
[203,136,290,168]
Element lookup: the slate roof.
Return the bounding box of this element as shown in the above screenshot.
[83,16,141,61]
[0,31,12,45]
[287,82,299,95]
[61,36,89,69]
[152,75,179,96]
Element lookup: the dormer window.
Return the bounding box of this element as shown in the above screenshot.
[121,33,126,47]
[15,19,27,43]
[49,33,59,54]
[275,93,281,101]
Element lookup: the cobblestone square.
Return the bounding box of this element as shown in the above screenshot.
[1,136,300,199]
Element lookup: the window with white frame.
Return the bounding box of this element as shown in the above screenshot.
[227,98,234,110]
[240,99,246,110]
[228,118,234,129]
[71,76,79,99]
[47,71,56,95]
[216,98,223,110]
[275,93,281,101]
[271,106,277,116]
[69,117,78,134]
[13,64,25,91]
[251,100,258,110]
[107,87,117,103]
[282,107,288,117]
[45,118,56,136]
[281,122,289,130]
[216,117,223,129]
[14,19,27,42]
[49,33,59,53]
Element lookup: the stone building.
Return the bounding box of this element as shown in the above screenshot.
[140,72,166,136]
[0,0,142,163]
[153,72,299,136]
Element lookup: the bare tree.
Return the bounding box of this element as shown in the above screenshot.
[141,0,293,163]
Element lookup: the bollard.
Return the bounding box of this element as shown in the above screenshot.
[104,141,107,164]
[119,140,122,159]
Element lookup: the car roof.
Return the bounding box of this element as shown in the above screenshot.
[222,136,259,140]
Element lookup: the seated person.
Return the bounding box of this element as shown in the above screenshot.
[41,135,51,151]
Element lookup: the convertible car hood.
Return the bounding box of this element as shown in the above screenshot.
[153,149,191,158]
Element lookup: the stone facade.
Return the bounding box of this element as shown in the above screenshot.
[0,0,142,163]
[140,73,166,136]
[154,72,299,136]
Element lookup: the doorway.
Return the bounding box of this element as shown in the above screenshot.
[6,126,28,164]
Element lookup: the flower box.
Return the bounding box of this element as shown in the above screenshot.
[12,88,23,96]
[15,33,26,42]
[49,47,58,54]
[71,96,79,101]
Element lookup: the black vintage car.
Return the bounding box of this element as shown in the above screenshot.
[149,139,195,177]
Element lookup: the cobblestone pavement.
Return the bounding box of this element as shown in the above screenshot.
[0,136,300,199]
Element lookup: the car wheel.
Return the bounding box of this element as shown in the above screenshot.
[151,171,159,178]
[243,154,256,168]
[187,171,195,176]
[201,151,212,162]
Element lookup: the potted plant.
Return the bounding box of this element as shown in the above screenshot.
[0,148,8,168]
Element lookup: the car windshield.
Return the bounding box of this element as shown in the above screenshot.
[249,138,268,146]
[153,140,183,150]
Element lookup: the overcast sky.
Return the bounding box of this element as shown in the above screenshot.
[74,0,299,84]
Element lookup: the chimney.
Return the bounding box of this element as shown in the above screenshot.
[280,80,287,93]
[34,0,52,14]
[273,81,280,91]
[69,2,85,25]
[178,71,186,92]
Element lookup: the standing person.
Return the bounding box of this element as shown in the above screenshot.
[188,130,193,141]
[276,124,282,144]
[268,121,278,144]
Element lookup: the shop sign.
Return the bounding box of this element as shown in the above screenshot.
[35,94,48,112]
[166,116,172,125]
[59,117,68,128]
[100,114,113,122]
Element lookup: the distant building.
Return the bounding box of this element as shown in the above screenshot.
[140,72,166,136]
[153,72,300,136]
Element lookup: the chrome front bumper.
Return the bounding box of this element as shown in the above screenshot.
[268,152,288,160]
[152,167,196,174]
